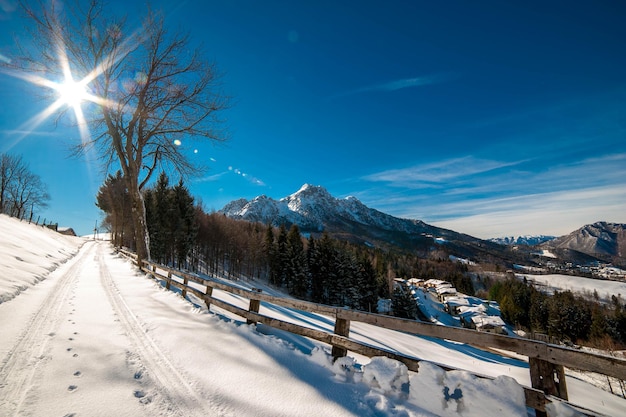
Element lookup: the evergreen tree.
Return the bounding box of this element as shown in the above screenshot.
[392,284,418,319]
[308,235,324,302]
[96,171,132,247]
[286,225,308,298]
[310,233,334,304]
[147,172,171,264]
[265,225,279,286]
[354,251,379,312]
[274,224,289,287]
[172,179,196,268]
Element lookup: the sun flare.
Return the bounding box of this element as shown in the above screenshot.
[55,76,89,109]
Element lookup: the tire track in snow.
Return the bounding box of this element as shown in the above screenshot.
[97,243,223,417]
[0,241,95,416]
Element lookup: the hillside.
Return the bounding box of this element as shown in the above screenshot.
[2,213,624,415]
[541,222,626,266]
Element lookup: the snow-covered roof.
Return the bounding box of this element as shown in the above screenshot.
[471,315,506,328]
[424,279,447,287]
[445,297,470,307]
[436,286,457,295]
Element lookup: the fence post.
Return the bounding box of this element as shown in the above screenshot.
[529,357,568,416]
[332,316,351,360]
[247,288,262,325]
[166,270,172,290]
[181,274,189,299]
[204,286,213,311]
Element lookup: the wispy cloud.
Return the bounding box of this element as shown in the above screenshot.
[196,172,227,183]
[431,185,626,238]
[363,156,525,188]
[1,129,61,136]
[330,73,454,100]
[357,153,626,238]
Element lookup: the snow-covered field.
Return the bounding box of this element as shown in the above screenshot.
[518,273,626,302]
[1,214,625,416]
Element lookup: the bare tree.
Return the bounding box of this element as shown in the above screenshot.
[11,1,228,266]
[0,153,21,214]
[0,153,49,219]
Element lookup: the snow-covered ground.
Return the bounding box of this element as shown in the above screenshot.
[518,273,626,302]
[1,214,625,416]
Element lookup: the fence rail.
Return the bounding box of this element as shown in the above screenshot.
[117,248,626,416]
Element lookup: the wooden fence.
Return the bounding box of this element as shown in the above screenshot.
[117,248,626,416]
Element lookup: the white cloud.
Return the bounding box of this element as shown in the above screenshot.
[330,73,454,99]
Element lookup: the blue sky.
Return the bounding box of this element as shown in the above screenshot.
[1,0,625,238]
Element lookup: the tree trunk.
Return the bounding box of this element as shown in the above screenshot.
[127,178,150,269]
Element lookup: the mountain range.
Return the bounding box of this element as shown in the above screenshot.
[488,235,556,246]
[220,184,626,267]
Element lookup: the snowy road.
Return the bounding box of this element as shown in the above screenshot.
[0,241,217,416]
[0,240,371,417]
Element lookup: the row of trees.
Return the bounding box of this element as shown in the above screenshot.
[489,277,626,346]
[266,225,386,311]
[0,153,50,220]
[96,173,393,312]
[144,173,196,268]
[97,171,198,269]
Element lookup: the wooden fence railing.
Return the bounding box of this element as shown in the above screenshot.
[117,248,626,416]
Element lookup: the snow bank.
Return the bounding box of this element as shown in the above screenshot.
[0,214,83,303]
[311,348,528,416]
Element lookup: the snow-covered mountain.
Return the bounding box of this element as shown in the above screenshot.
[489,235,556,246]
[221,184,428,234]
[220,184,514,262]
[541,221,626,263]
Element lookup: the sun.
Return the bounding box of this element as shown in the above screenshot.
[54,75,90,110]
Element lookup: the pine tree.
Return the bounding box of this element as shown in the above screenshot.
[308,236,324,302]
[355,252,379,313]
[148,172,171,264]
[172,179,196,269]
[265,225,279,286]
[392,284,418,319]
[96,171,132,247]
[286,225,308,298]
[275,224,289,287]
